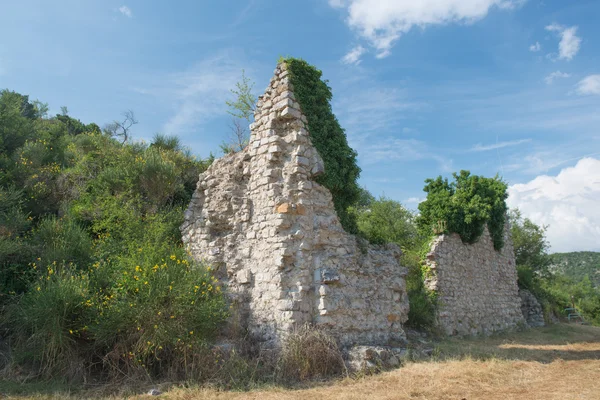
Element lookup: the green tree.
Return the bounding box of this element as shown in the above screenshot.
[509,208,551,277]
[222,70,256,154]
[417,170,508,250]
[284,58,362,233]
[353,196,419,249]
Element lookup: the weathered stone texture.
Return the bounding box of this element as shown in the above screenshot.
[425,226,525,336]
[519,289,545,327]
[181,62,409,347]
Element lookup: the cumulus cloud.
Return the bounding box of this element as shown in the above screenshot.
[545,23,581,61]
[507,157,600,253]
[328,0,522,58]
[529,41,541,52]
[544,70,571,84]
[575,75,600,95]
[119,5,132,18]
[342,45,366,65]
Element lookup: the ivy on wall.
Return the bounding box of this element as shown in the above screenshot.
[284,58,361,233]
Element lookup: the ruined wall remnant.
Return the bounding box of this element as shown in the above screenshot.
[519,289,545,328]
[425,226,525,336]
[181,62,409,347]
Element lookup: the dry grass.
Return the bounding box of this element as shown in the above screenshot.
[2,323,599,400]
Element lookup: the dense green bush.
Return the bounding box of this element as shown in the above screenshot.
[285,58,362,233]
[0,89,228,381]
[417,170,508,250]
[352,196,419,248]
[4,267,93,379]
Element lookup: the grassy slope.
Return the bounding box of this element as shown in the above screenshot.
[2,323,599,400]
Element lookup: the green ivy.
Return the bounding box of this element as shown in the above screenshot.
[417,170,508,250]
[284,58,362,233]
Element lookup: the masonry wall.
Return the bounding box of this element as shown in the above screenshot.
[181,62,409,347]
[425,226,525,336]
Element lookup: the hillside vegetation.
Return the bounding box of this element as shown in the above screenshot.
[0,89,228,381]
[549,251,600,288]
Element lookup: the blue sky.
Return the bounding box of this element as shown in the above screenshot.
[1,0,599,252]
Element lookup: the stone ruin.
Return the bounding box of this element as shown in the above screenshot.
[425,226,526,335]
[519,289,546,328]
[181,61,540,349]
[181,62,409,348]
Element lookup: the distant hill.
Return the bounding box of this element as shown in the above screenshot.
[549,252,600,287]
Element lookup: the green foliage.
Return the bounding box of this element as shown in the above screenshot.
[90,252,228,379]
[222,70,255,154]
[33,216,92,268]
[284,58,361,233]
[549,251,600,288]
[402,240,438,330]
[417,170,508,250]
[4,267,93,378]
[352,196,420,248]
[225,69,255,121]
[509,209,600,325]
[352,191,436,329]
[0,89,228,380]
[510,209,551,276]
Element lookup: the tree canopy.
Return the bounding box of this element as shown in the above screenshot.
[417,170,508,250]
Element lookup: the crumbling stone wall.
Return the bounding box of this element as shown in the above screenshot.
[425,226,525,335]
[181,62,409,347]
[519,289,545,327]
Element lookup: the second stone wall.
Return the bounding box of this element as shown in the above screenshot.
[425,226,525,336]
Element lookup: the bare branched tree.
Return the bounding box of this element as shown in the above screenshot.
[220,119,250,154]
[104,110,138,144]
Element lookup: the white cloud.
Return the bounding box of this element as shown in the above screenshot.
[575,75,600,96]
[544,70,571,84]
[469,138,531,152]
[328,0,522,58]
[342,45,366,65]
[361,138,453,172]
[334,87,424,138]
[529,41,541,52]
[507,157,600,252]
[134,53,246,136]
[405,196,425,205]
[545,24,581,61]
[119,5,132,18]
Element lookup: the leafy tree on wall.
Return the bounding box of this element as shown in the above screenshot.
[417,170,508,250]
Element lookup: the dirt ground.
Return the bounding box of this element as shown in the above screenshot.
[2,323,599,400]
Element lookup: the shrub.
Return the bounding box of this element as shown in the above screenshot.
[403,248,437,330]
[33,216,92,269]
[353,196,419,248]
[4,267,94,379]
[417,170,508,250]
[90,248,229,379]
[277,325,345,382]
